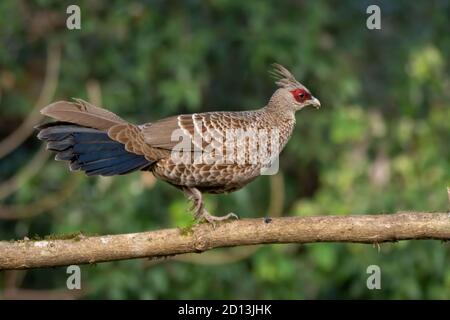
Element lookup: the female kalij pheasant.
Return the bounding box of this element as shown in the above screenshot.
[37,64,320,223]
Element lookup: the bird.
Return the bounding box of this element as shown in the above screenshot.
[36,64,320,224]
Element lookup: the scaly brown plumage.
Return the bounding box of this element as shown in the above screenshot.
[36,64,320,224]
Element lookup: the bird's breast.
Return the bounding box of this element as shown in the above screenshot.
[152,160,262,192]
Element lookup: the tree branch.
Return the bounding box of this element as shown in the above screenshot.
[1,212,449,270]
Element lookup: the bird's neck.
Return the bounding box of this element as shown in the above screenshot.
[258,105,296,152]
[264,93,296,121]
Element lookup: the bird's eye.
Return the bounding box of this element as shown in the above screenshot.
[290,88,309,103]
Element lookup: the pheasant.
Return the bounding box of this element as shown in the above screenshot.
[36,64,320,223]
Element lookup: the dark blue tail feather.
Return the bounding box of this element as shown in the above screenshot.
[37,123,151,176]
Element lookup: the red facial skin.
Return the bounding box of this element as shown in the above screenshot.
[290,88,311,103]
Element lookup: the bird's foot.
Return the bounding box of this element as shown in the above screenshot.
[197,210,239,227]
[183,187,238,227]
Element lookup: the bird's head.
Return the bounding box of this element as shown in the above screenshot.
[269,63,321,113]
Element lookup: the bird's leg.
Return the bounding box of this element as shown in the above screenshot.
[183,187,203,215]
[183,187,239,224]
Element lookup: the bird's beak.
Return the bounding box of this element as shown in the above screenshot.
[310,96,321,109]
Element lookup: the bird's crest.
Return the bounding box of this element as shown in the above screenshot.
[270,63,307,91]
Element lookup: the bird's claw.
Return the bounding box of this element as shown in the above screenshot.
[198,211,239,228]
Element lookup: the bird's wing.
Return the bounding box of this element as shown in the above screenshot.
[141,111,260,152]
[109,111,265,162]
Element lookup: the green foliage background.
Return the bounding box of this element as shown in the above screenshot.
[0,0,449,299]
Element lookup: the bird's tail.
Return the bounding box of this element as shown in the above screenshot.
[39,99,127,131]
[37,122,152,176]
